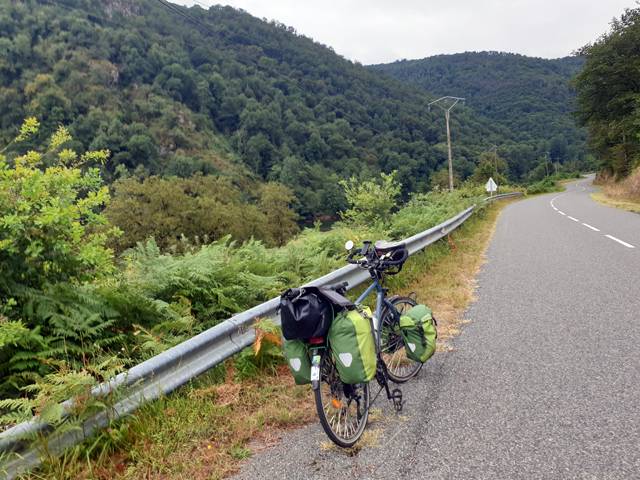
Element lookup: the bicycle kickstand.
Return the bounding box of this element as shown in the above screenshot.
[375,359,404,413]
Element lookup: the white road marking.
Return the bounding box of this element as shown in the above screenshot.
[605,234,635,249]
[550,180,636,251]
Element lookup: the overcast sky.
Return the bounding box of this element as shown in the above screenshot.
[174,0,633,64]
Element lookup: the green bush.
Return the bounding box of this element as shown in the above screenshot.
[526,177,562,194]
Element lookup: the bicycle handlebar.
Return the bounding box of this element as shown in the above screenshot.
[346,241,408,271]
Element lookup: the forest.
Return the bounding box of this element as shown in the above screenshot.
[1,0,589,233]
[370,52,590,178]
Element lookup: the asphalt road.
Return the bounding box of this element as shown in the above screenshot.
[233,177,640,480]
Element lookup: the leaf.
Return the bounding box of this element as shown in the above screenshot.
[39,402,64,425]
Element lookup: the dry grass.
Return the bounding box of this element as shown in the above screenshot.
[39,365,316,480]
[591,192,640,213]
[592,169,640,213]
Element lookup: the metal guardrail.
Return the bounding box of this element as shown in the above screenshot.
[485,192,524,202]
[0,193,522,479]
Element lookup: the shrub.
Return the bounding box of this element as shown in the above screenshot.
[340,171,401,226]
[526,177,561,194]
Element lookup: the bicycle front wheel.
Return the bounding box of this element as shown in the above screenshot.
[380,296,423,383]
[314,351,369,448]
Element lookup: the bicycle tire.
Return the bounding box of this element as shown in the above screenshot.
[380,296,423,383]
[314,351,370,448]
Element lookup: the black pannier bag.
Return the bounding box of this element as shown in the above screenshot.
[280,286,353,341]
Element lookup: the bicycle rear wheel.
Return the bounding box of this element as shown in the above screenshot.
[380,296,423,383]
[314,351,369,448]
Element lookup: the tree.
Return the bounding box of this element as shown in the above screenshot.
[470,152,509,185]
[106,175,299,251]
[574,7,640,178]
[340,171,401,225]
[0,119,117,295]
[430,168,460,190]
[258,183,299,245]
[0,120,121,394]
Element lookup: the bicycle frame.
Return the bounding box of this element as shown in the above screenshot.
[309,273,404,414]
[355,277,395,351]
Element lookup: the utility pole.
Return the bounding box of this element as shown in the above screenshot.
[488,144,498,175]
[428,96,465,192]
[544,152,550,177]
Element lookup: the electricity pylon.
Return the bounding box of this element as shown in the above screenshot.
[428,96,465,192]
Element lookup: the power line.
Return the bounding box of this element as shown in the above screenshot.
[153,0,217,37]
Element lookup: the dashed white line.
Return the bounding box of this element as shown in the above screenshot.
[550,183,635,251]
[605,234,635,249]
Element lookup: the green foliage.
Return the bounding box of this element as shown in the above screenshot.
[234,320,284,380]
[0,1,580,221]
[429,168,460,190]
[0,125,117,295]
[574,7,640,178]
[0,358,124,478]
[389,185,485,239]
[105,175,298,252]
[0,124,122,396]
[0,358,121,428]
[340,171,402,226]
[470,151,509,185]
[371,52,592,181]
[525,177,562,195]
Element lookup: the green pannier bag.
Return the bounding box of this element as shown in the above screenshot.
[283,339,312,385]
[328,307,377,384]
[399,304,437,363]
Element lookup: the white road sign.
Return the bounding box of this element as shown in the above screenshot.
[485,177,498,194]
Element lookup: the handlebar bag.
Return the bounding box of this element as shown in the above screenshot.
[328,307,376,384]
[399,304,437,363]
[283,339,312,384]
[280,287,333,340]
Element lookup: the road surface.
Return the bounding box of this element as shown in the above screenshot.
[233,177,640,479]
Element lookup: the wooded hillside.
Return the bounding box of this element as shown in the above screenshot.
[370,52,590,178]
[1,1,584,226]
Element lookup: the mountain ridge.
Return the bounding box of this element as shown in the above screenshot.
[368,51,588,176]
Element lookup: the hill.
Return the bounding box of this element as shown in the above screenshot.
[370,52,590,177]
[1,1,583,225]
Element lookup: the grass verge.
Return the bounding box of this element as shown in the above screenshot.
[592,168,640,213]
[17,199,515,480]
[591,191,640,214]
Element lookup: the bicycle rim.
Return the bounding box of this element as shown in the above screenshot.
[314,352,369,448]
[380,296,423,383]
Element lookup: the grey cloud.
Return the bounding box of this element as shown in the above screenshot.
[176,0,633,63]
